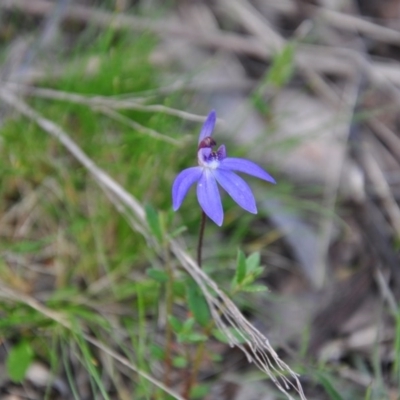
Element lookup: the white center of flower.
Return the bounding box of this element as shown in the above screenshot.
[206,159,219,169]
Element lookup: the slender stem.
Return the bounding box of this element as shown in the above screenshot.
[197,211,207,268]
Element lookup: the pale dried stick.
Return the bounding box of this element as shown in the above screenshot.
[219,0,284,52]
[374,268,398,316]
[263,0,400,46]
[312,79,361,286]
[313,6,400,46]
[6,82,209,123]
[0,88,307,400]
[368,118,400,162]
[361,148,400,238]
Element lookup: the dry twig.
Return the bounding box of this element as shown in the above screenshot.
[361,147,400,237]
[313,6,400,46]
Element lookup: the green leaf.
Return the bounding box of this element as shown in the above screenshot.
[168,316,183,333]
[182,317,195,333]
[113,281,138,301]
[6,341,34,383]
[316,373,344,400]
[172,356,187,368]
[146,268,168,283]
[210,353,223,362]
[186,280,210,327]
[234,250,247,285]
[246,252,260,273]
[186,333,208,343]
[170,225,187,238]
[266,43,295,88]
[9,239,50,254]
[212,328,249,345]
[252,95,271,115]
[241,268,264,287]
[251,266,264,278]
[178,332,208,343]
[149,344,165,361]
[145,204,163,243]
[47,287,80,303]
[172,280,185,297]
[251,43,294,114]
[191,384,210,399]
[241,284,268,293]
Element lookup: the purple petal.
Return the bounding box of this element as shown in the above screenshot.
[198,110,216,144]
[172,167,203,211]
[217,144,226,160]
[197,169,223,226]
[214,169,257,214]
[219,157,276,184]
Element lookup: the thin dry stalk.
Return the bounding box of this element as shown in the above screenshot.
[314,79,361,286]
[374,268,398,316]
[368,118,400,162]
[262,0,400,46]
[361,148,400,237]
[219,0,284,52]
[6,82,209,123]
[313,6,400,46]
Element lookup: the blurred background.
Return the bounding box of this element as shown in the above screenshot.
[0,0,400,399]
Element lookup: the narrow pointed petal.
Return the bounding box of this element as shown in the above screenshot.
[214,169,257,214]
[198,110,216,144]
[172,167,203,211]
[197,169,223,226]
[220,157,276,183]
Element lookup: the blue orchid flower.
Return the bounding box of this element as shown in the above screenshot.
[172,110,276,226]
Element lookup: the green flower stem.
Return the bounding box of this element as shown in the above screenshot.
[197,211,207,268]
